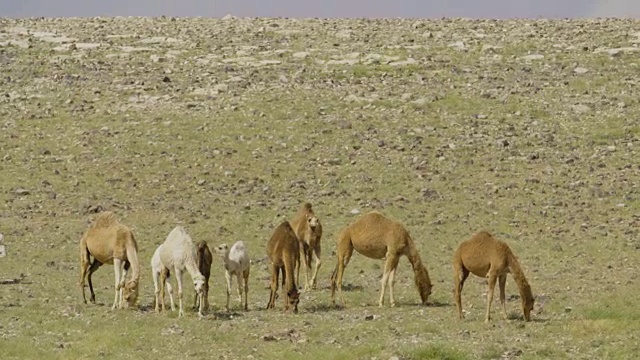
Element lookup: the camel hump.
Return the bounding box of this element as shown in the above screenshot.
[93,211,118,228]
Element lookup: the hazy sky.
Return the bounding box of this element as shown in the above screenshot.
[1,0,640,19]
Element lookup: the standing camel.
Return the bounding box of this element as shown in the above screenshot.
[193,240,213,312]
[266,221,300,313]
[290,202,323,290]
[151,226,206,317]
[330,211,433,307]
[79,211,140,309]
[453,230,535,322]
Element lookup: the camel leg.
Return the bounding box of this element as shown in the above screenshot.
[499,274,508,320]
[236,272,243,308]
[173,268,185,317]
[453,265,469,320]
[387,256,401,307]
[153,269,160,312]
[225,270,232,311]
[242,267,250,311]
[304,247,312,290]
[331,242,353,307]
[166,279,175,312]
[379,251,399,307]
[310,245,322,290]
[86,260,102,304]
[112,259,123,310]
[118,262,129,309]
[267,265,280,310]
[485,271,498,323]
[80,255,91,304]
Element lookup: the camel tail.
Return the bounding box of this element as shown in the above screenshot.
[79,234,91,282]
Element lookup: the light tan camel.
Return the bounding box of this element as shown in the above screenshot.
[330,211,433,307]
[290,202,323,290]
[266,221,300,313]
[453,230,535,322]
[79,211,140,309]
[193,240,213,312]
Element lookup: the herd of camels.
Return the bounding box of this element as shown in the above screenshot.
[79,202,535,322]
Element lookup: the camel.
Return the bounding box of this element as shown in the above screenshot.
[151,226,206,317]
[266,221,300,313]
[290,202,323,290]
[452,230,535,322]
[215,241,250,311]
[330,211,433,308]
[193,240,213,312]
[79,211,140,309]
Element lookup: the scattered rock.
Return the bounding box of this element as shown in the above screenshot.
[574,67,589,74]
[520,54,544,61]
[14,189,30,196]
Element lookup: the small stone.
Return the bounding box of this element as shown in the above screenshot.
[564,307,572,313]
[350,208,360,215]
[15,188,29,196]
[520,54,544,60]
[162,76,171,83]
[606,145,616,152]
[574,67,589,74]
[197,179,206,186]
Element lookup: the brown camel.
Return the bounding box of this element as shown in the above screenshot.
[330,211,433,307]
[193,240,213,312]
[79,211,140,309]
[453,230,535,322]
[290,202,323,290]
[266,221,300,313]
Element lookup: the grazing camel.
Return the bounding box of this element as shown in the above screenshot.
[193,240,213,312]
[215,241,251,311]
[151,226,206,317]
[79,211,140,309]
[266,221,300,313]
[453,230,535,322]
[291,202,323,290]
[330,211,433,308]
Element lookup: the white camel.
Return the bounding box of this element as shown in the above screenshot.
[215,241,251,311]
[151,226,206,317]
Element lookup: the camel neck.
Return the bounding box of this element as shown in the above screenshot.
[508,252,532,300]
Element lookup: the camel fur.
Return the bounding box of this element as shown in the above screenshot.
[79,211,140,309]
[215,241,251,311]
[453,230,535,322]
[266,221,300,313]
[151,226,206,317]
[193,240,213,312]
[330,211,433,307]
[290,202,323,290]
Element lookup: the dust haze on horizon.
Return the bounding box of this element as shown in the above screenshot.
[1,0,640,19]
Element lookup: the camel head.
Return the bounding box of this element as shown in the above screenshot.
[193,275,206,295]
[215,244,229,257]
[287,288,300,313]
[415,264,433,305]
[123,280,139,308]
[522,295,535,322]
[306,214,319,230]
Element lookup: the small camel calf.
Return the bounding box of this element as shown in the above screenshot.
[453,230,535,322]
[266,221,300,313]
[215,241,251,311]
[291,202,323,291]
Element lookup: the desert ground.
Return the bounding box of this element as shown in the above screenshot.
[1,16,640,359]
